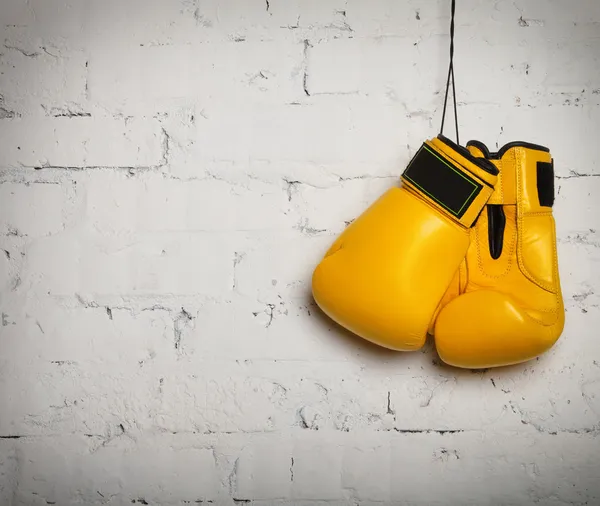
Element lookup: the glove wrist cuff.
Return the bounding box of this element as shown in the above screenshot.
[401,136,497,228]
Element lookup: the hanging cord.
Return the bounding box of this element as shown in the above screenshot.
[439,0,460,144]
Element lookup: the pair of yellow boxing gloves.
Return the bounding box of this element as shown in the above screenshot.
[312,134,564,369]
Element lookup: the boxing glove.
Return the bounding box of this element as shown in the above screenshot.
[432,140,565,368]
[312,135,499,351]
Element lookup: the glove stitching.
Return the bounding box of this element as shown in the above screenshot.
[515,149,562,332]
[515,148,555,293]
[474,157,515,281]
[522,211,553,217]
[518,217,556,292]
[550,213,563,328]
[497,159,504,203]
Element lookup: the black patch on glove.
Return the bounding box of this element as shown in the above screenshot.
[487,205,506,260]
[403,144,483,219]
[537,160,555,207]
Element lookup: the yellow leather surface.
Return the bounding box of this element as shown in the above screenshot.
[433,144,565,368]
[312,137,497,351]
[435,290,562,368]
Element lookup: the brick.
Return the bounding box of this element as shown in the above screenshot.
[345,0,436,36]
[27,0,86,38]
[190,0,351,42]
[202,374,287,434]
[194,0,271,33]
[11,439,71,505]
[192,0,343,40]
[22,232,234,296]
[342,444,391,501]
[0,117,163,168]
[555,176,600,232]
[0,45,87,115]
[390,432,600,504]
[204,40,305,104]
[0,1,33,26]
[502,363,600,433]
[0,235,22,295]
[0,182,65,237]
[187,293,353,362]
[193,101,409,167]
[558,237,600,313]
[0,247,9,291]
[88,40,304,115]
[143,366,289,435]
[454,34,540,106]
[117,445,219,502]
[164,110,403,182]
[457,25,600,105]
[82,0,197,47]
[0,443,17,506]
[0,360,160,436]
[290,0,348,28]
[234,234,331,302]
[84,171,294,234]
[88,44,197,115]
[291,440,343,500]
[0,299,172,368]
[12,437,219,504]
[308,37,419,96]
[235,438,293,500]
[148,370,209,435]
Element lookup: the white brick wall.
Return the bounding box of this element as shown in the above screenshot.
[1,0,599,504]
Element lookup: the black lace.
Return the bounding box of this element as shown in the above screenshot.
[439,0,459,145]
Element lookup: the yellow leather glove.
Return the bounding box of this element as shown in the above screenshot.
[312,135,498,351]
[432,140,565,368]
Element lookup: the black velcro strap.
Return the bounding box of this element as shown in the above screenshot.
[402,144,483,219]
[537,160,555,207]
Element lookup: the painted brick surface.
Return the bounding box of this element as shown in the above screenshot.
[1,0,599,505]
